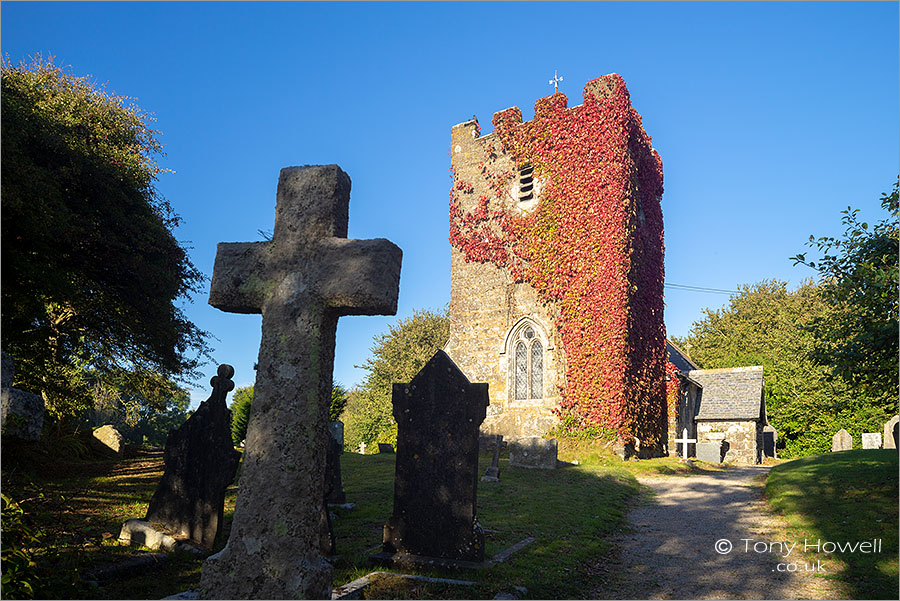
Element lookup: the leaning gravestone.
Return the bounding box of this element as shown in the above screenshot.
[482,434,503,482]
[861,432,882,450]
[883,415,899,450]
[0,351,44,441]
[92,424,126,457]
[199,165,402,600]
[142,364,241,550]
[377,350,489,568]
[832,429,852,452]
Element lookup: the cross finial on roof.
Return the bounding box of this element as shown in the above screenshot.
[549,70,563,93]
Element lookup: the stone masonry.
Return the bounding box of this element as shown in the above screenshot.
[445,75,664,441]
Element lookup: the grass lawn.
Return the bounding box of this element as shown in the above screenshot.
[0,436,761,599]
[765,449,899,600]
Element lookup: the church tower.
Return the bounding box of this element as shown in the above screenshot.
[445,74,667,451]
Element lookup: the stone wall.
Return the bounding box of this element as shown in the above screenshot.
[696,420,760,464]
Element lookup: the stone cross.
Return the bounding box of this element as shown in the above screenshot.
[359,441,367,454]
[200,165,402,600]
[675,428,696,460]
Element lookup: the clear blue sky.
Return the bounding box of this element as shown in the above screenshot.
[3,2,897,407]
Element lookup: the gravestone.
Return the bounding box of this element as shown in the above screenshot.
[831,429,852,452]
[508,436,558,469]
[92,425,125,457]
[0,351,44,441]
[861,432,882,450]
[883,415,899,450]
[696,441,723,463]
[144,364,241,550]
[325,429,346,505]
[763,425,777,458]
[377,350,488,567]
[378,443,394,453]
[199,165,402,600]
[482,434,502,482]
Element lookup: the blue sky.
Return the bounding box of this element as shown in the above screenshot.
[3,2,897,406]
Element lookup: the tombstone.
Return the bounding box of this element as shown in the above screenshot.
[358,442,367,454]
[861,432,882,450]
[696,441,723,463]
[763,424,777,459]
[482,434,502,482]
[883,415,899,450]
[143,364,241,550]
[832,428,852,452]
[0,352,44,441]
[91,424,125,457]
[508,436,558,469]
[377,350,488,567]
[325,430,346,505]
[199,165,402,600]
[378,443,394,453]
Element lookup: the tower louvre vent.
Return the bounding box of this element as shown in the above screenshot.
[518,164,534,202]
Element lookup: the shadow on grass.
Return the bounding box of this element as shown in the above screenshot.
[332,451,643,599]
[766,449,899,600]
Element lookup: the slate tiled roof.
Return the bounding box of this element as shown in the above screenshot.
[689,366,765,421]
[666,340,700,373]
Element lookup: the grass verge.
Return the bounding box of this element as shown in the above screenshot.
[765,449,899,600]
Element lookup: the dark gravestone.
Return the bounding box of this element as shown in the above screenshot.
[378,350,489,567]
[378,443,395,453]
[696,441,723,463]
[145,365,241,550]
[325,431,346,504]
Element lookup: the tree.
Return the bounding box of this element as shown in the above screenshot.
[229,386,254,446]
[673,280,862,457]
[342,308,450,451]
[229,381,350,446]
[1,56,209,423]
[792,181,899,413]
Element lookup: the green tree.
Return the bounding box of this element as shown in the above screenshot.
[229,381,350,446]
[229,386,254,446]
[792,180,899,413]
[673,280,861,457]
[1,56,209,424]
[343,308,450,451]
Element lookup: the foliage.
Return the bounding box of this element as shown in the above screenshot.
[1,494,39,599]
[343,308,450,451]
[449,76,666,443]
[671,280,870,457]
[329,381,349,422]
[791,181,899,413]
[229,381,349,446]
[766,450,898,599]
[229,386,253,446]
[1,55,209,423]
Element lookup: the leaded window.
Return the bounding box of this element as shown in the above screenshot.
[512,325,544,401]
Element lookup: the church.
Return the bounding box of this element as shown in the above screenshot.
[444,74,668,454]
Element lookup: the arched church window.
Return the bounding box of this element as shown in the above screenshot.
[512,324,544,401]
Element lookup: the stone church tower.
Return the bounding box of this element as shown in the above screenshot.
[445,74,667,448]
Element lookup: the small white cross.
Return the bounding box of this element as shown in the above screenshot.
[358,442,367,454]
[549,70,563,93]
[675,427,696,460]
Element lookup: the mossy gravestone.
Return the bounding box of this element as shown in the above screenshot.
[377,350,489,568]
[144,364,240,550]
[200,165,402,600]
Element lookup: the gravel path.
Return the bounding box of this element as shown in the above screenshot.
[593,466,841,600]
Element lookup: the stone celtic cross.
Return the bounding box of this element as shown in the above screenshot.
[200,165,402,599]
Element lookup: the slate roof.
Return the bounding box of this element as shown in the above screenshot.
[689,366,765,421]
[666,340,700,373]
